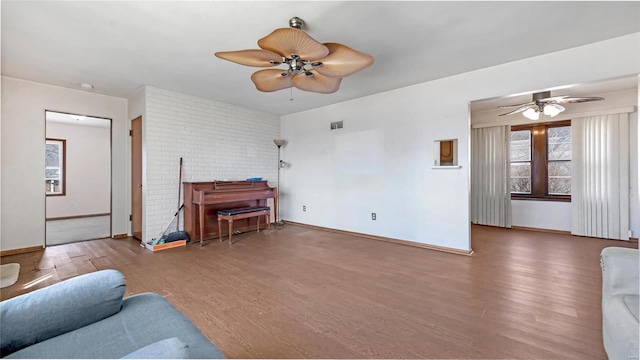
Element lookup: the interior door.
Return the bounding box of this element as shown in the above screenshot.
[131,116,142,240]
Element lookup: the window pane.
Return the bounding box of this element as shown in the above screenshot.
[548,178,571,195]
[511,178,531,194]
[510,162,531,193]
[548,126,571,161]
[45,139,65,196]
[45,144,60,167]
[510,130,531,161]
[45,179,61,194]
[45,168,60,179]
[511,162,532,177]
[548,161,571,195]
[511,129,531,141]
[548,161,571,177]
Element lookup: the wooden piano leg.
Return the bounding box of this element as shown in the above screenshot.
[267,213,270,234]
[228,219,233,245]
[218,216,222,243]
[199,204,205,247]
[257,215,260,234]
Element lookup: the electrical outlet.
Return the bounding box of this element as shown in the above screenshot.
[372,213,376,220]
[303,205,306,212]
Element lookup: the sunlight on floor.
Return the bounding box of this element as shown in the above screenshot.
[23,273,53,289]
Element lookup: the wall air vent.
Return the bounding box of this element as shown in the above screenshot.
[330,121,344,130]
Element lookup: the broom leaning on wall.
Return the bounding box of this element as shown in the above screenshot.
[146,157,189,250]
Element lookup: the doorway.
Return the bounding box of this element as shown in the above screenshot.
[468,76,639,239]
[45,111,112,245]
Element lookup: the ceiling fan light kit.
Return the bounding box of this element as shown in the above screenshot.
[215,17,374,94]
[543,103,565,117]
[522,108,540,121]
[499,90,604,120]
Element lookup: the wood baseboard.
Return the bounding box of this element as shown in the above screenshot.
[112,233,129,239]
[46,213,110,221]
[510,226,639,242]
[511,226,571,235]
[285,221,473,256]
[1,245,44,257]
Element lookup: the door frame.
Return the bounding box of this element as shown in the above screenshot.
[131,116,143,240]
[44,110,113,246]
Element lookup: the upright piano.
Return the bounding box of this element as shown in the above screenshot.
[183,180,277,244]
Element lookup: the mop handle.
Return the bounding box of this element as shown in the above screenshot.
[177,157,183,231]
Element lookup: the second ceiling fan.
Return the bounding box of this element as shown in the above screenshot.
[215,17,374,94]
[499,91,604,120]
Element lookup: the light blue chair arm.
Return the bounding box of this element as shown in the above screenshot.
[601,247,639,298]
[0,269,126,356]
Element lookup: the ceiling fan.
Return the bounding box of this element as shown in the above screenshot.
[215,17,374,94]
[498,91,604,120]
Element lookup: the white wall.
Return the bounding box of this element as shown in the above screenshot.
[471,89,639,236]
[1,76,128,251]
[511,201,572,232]
[142,86,280,243]
[46,122,111,219]
[281,33,640,251]
[128,87,146,121]
[281,91,472,250]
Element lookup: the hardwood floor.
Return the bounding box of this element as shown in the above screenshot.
[1,224,636,359]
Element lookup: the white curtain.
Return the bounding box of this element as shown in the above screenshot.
[571,114,629,240]
[471,126,512,228]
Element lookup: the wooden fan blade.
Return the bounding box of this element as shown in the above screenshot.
[251,69,292,92]
[215,49,283,67]
[312,43,374,78]
[292,70,342,94]
[258,28,329,60]
[499,105,536,116]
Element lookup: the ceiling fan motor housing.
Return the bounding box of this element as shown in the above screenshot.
[289,17,304,29]
[532,91,551,102]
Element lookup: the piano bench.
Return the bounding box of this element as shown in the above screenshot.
[216,207,271,245]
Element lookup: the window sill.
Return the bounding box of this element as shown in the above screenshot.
[431,165,462,169]
[511,195,571,202]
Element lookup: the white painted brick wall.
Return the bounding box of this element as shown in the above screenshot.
[144,86,280,242]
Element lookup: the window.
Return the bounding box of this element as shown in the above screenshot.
[510,129,532,194]
[45,138,66,196]
[510,121,571,201]
[547,126,571,195]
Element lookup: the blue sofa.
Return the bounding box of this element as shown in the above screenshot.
[0,270,223,359]
[601,247,639,360]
